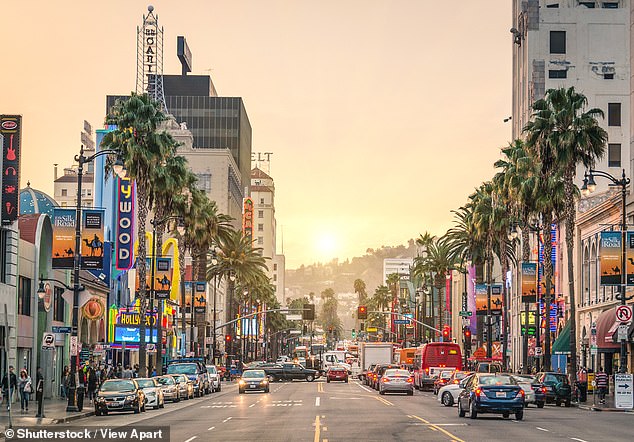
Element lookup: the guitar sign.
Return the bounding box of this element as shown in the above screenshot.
[0,115,21,225]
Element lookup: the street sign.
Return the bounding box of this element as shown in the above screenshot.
[534,347,543,356]
[618,324,629,341]
[459,311,472,317]
[590,345,598,356]
[616,305,633,324]
[42,332,55,350]
[614,373,633,409]
[289,330,301,335]
[394,319,410,325]
[285,314,302,321]
[70,336,78,356]
[52,326,71,334]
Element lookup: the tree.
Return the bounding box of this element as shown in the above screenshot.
[353,279,367,305]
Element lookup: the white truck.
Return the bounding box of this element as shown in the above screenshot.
[323,351,352,374]
[358,342,393,381]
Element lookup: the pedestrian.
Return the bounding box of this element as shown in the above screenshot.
[60,366,69,399]
[133,364,139,378]
[17,369,32,413]
[87,366,97,404]
[595,366,609,404]
[35,367,44,417]
[76,364,86,412]
[115,363,123,379]
[577,366,588,403]
[1,365,18,409]
[122,365,133,379]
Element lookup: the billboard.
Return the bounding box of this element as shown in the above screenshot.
[521,263,538,303]
[116,178,135,270]
[154,257,173,299]
[114,326,158,344]
[490,284,503,315]
[80,209,105,269]
[52,208,77,269]
[600,231,622,286]
[1,115,21,225]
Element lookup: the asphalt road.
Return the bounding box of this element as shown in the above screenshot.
[71,379,633,442]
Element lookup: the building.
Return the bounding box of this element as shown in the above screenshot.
[383,258,413,283]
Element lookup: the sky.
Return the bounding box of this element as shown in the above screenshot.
[1,1,513,269]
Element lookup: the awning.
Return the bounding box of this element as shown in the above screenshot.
[595,307,621,351]
[552,321,571,355]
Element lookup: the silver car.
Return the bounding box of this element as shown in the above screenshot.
[206,365,221,393]
[136,377,164,410]
[155,375,181,402]
[379,369,414,396]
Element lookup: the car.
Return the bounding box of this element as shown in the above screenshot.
[457,373,525,420]
[372,364,400,390]
[166,360,208,397]
[263,363,319,382]
[378,369,414,396]
[174,374,194,400]
[437,373,474,407]
[361,364,377,384]
[326,366,348,383]
[433,370,454,395]
[135,377,165,410]
[238,369,270,394]
[94,379,146,416]
[535,372,572,407]
[512,374,546,408]
[154,375,181,402]
[206,365,221,393]
[475,361,503,373]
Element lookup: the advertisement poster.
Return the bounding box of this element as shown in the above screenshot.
[52,208,76,269]
[521,263,538,303]
[491,284,503,314]
[475,283,487,315]
[154,257,173,299]
[627,232,634,285]
[600,231,622,286]
[475,283,502,315]
[183,282,193,314]
[116,177,135,270]
[80,209,105,269]
[193,282,207,313]
[135,258,151,294]
[1,115,21,225]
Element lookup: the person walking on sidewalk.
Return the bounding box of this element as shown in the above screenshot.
[595,367,609,404]
[1,366,17,409]
[577,366,588,402]
[61,366,70,399]
[17,369,32,413]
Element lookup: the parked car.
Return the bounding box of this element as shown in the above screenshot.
[457,373,525,420]
[94,379,146,416]
[433,370,454,395]
[174,374,194,400]
[135,377,165,410]
[166,359,208,397]
[238,369,270,394]
[378,369,414,396]
[535,372,572,407]
[206,365,221,393]
[512,374,546,408]
[326,366,349,383]
[437,373,474,407]
[154,375,181,402]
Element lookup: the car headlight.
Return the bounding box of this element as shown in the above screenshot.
[239,380,246,385]
[97,397,106,402]
[125,395,136,402]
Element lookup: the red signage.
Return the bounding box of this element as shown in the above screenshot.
[1,115,21,225]
[242,197,253,239]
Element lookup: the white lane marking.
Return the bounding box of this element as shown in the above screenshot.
[207,427,215,431]
[249,403,256,408]
[570,439,588,442]
[536,427,549,432]
[357,383,372,393]
[223,417,232,423]
[184,437,197,442]
[315,397,320,406]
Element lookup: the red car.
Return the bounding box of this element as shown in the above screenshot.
[433,370,454,395]
[326,366,348,383]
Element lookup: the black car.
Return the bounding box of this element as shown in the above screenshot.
[95,379,146,416]
[238,369,270,394]
[535,372,572,407]
[457,373,525,420]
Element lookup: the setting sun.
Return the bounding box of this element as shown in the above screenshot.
[315,232,338,260]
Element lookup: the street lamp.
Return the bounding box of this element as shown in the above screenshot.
[149,216,184,375]
[209,248,220,364]
[65,145,125,412]
[582,168,631,373]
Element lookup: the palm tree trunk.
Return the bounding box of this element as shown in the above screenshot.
[486,245,493,359]
[137,185,149,377]
[500,234,509,371]
[543,211,554,372]
[564,176,578,384]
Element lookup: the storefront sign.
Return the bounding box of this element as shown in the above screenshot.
[114,326,158,344]
[1,115,21,225]
[116,178,135,270]
[243,197,254,239]
[614,373,633,409]
[117,310,157,326]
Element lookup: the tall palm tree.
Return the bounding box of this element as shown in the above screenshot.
[525,87,607,379]
[353,279,367,305]
[370,285,391,337]
[102,93,177,376]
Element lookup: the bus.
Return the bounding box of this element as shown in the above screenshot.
[292,345,308,366]
[413,342,462,391]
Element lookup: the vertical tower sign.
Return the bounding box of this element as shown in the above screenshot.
[1,115,21,225]
[243,197,254,240]
[136,5,167,110]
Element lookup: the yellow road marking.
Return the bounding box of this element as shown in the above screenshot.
[317,382,324,393]
[314,415,321,442]
[410,415,465,442]
[374,396,394,406]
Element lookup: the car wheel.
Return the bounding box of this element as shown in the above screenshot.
[442,392,454,407]
[458,401,466,418]
[95,409,101,416]
[175,393,180,403]
[134,402,141,414]
[536,401,544,408]
[407,390,413,396]
[265,387,270,393]
[306,375,315,382]
[502,412,509,419]
[515,409,524,421]
[345,379,349,383]
[469,400,478,419]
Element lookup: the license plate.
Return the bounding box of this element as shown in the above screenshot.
[496,392,506,398]
[250,385,256,388]
[107,402,121,407]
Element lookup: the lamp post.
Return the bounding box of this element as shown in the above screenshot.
[582,168,631,373]
[210,249,219,365]
[64,145,125,412]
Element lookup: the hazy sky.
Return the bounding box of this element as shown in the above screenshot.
[1,1,512,269]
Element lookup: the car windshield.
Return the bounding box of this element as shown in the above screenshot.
[243,370,265,379]
[440,371,452,379]
[136,379,156,388]
[206,366,217,374]
[479,375,515,386]
[329,368,345,372]
[167,364,197,375]
[385,369,410,377]
[513,375,535,383]
[100,380,136,392]
[156,377,174,385]
[544,374,569,385]
[455,372,470,380]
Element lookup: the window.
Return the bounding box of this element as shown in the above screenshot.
[602,2,619,8]
[258,210,264,219]
[608,144,621,167]
[549,69,567,79]
[550,31,566,54]
[257,237,264,245]
[260,198,265,204]
[273,263,277,271]
[61,189,67,197]
[608,103,621,126]
[53,286,65,322]
[546,3,559,7]
[258,223,264,232]
[196,173,212,191]
[273,274,277,282]
[579,1,596,7]
[18,276,31,316]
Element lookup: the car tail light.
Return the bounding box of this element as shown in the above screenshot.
[474,388,482,397]
[382,377,390,383]
[517,389,525,398]
[453,380,459,384]
[425,368,429,374]
[541,387,547,394]
[407,377,414,384]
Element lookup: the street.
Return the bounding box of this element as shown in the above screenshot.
[56,379,634,442]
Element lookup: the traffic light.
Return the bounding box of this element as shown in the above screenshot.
[442,326,450,341]
[225,334,232,343]
[358,305,368,320]
[303,304,315,320]
[351,328,356,339]
[463,327,472,346]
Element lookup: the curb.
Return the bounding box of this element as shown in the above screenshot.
[1,410,95,437]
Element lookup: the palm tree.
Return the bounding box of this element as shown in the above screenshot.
[102,93,178,376]
[369,285,391,337]
[525,87,607,379]
[353,279,367,305]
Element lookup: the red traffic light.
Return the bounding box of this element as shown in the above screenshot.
[358,305,368,320]
[442,326,450,339]
[464,329,471,339]
[225,334,231,343]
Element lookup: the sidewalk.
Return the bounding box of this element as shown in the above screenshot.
[1,397,94,431]
[576,391,634,412]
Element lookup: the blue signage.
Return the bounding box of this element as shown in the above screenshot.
[52,326,71,334]
[114,326,157,344]
[394,319,410,325]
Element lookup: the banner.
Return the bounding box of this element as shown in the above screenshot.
[600,231,622,286]
[154,257,173,299]
[1,115,21,225]
[627,232,634,285]
[80,209,105,269]
[183,282,193,314]
[491,284,503,315]
[521,263,538,303]
[116,178,135,270]
[193,282,207,313]
[135,258,151,294]
[52,208,76,269]
[475,283,502,315]
[475,283,487,315]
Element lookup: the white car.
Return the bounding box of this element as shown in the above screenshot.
[512,375,537,407]
[437,374,473,407]
[206,365,221,393]
[135,377,165,410]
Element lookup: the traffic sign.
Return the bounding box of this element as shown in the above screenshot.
[616,305,633,324]
[52,326,71,334]
[618,324,629,341]
[459,311,472,317]
[42,332,55,350]
[394,319,410,325]
[70,336,78,356]
[614,373,633,409]
[534,347,543,356]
